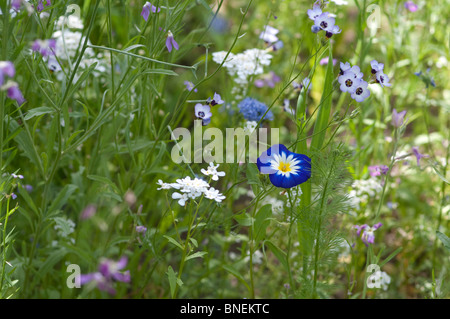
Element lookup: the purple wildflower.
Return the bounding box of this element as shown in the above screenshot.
[314,12,341,37]
[80,257,130,295]
[210,92,224,106]
[81,204,96,220]
[7,83,25,105]
[375,71,392,88]
[0,61,15,86]
[36,0,51,12]
[11,0,22,10]
[254,71,281,88]
[136,225,147,235]
[392,109,407,128]
[307,4,322,21]
[141,2,160,21]
[355,223,382,246]
[319,57,337,66]
[32,39,56,57]
[11,193,17,200]
[368,165,389,177]
[339,61,352,75]
[404,1,418,12]
[412,147,428,167]
[165,31,179,53]
[370,60,384,74]
[184,81,197,92]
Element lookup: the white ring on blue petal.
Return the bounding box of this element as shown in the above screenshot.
[257,144,311,189]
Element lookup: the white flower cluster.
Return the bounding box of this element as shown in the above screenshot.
[372,271,391,291]
[212,49,273,86]
[348,178,383,212]
[281,186,303,208]
[48,15,109,80]
[157,163,226,206]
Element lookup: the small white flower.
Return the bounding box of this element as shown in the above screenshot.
[172,192,189,206]
[203,187,226,202]
[201,162,226,181]
[259,25,279,43]
[156,179,172,190]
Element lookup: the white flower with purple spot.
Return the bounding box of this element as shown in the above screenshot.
[195,103,212,120]
[307,4,322,21]
[370,60,384,74]
[376,71,392,88]
[350,79,371,102]
[338,71,360,93]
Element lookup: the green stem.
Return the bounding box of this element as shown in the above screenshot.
[375,128,399,220]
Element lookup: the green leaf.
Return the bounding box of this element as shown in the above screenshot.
[222,265,250,291]
[24,107,55,120]
[140,69,179,76]
[379,247,403,267]
[35,248,67,281]
[253,204,272,242]
[46,184,78,217]
[189,238,198,248]
[246,163,261,185]
[163,235,184,251]
[436,231,450,252]
[233,212,254,226]
[123,44,146,52]
[432,165,450,184]
[7,116,43,175]
[166,266,180,299]
[311,45,334,152]
[87,175,121,194]
[17,185,39,215]
[265,240,289,272]
[185,251,208,261]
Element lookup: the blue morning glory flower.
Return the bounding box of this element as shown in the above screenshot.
[257,144,311,188]
[238,97,273,122]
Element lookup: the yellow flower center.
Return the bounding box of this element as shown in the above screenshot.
[278,162,291,173]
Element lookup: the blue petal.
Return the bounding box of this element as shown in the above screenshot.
[271,152,311,188]
[257,144,289,174]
